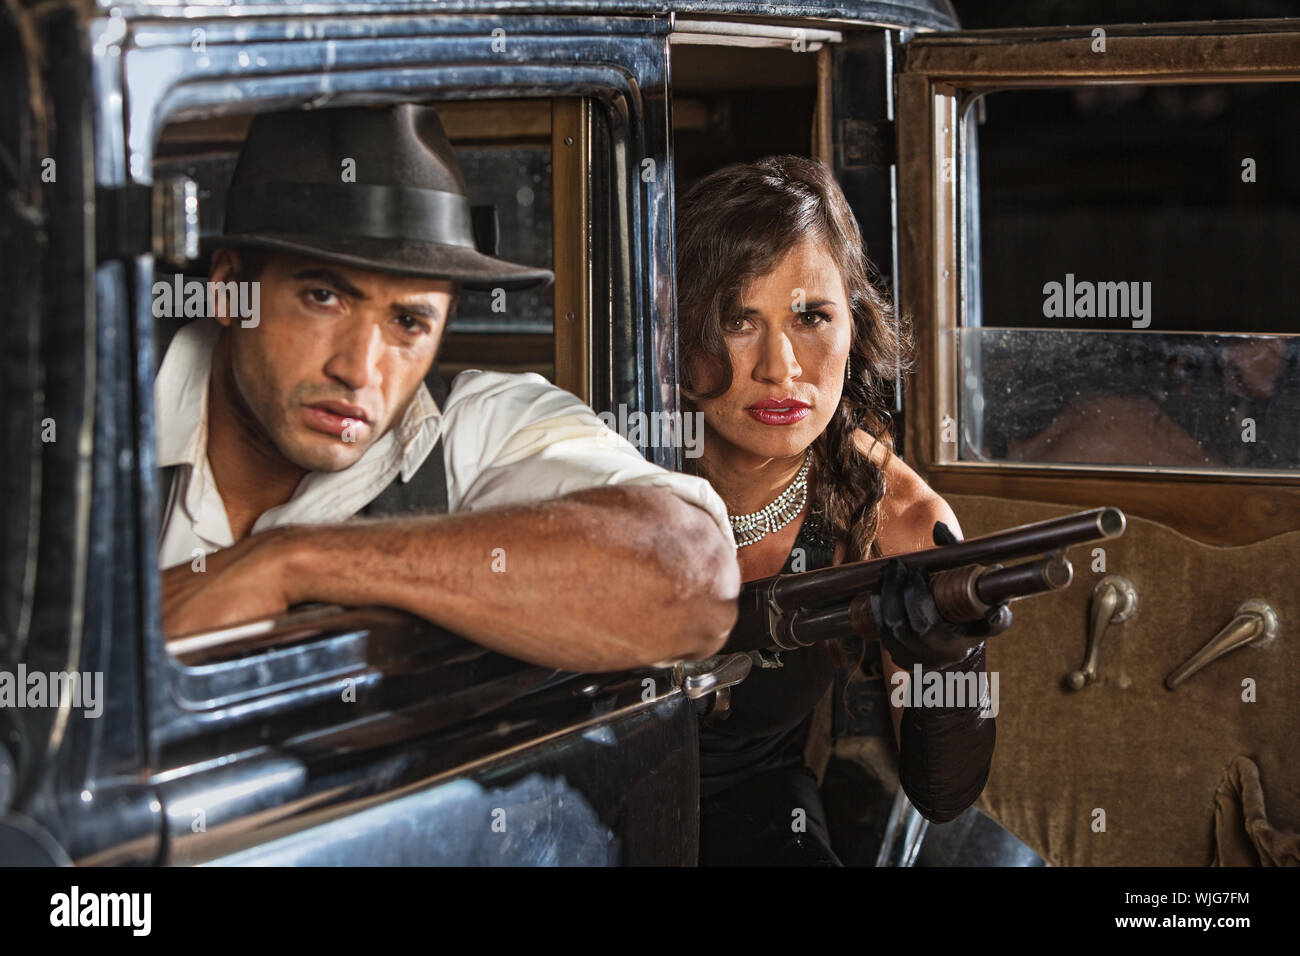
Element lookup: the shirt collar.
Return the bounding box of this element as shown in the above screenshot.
[396,379,442,482]
[155,318,222,471]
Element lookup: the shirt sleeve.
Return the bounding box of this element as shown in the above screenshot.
[439,369,734,547]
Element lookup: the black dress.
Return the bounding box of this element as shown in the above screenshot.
[698,511,851,866]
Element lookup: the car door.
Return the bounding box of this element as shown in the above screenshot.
[5,2,708,867]
[135,13,694,866]
[895,20,1300,865]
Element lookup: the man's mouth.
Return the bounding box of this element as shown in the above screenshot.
[745,398,811,426]
[302,401,371,440]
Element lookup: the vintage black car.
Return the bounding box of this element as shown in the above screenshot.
[2,0,1297,866]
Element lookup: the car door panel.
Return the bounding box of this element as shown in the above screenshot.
[896,22,1300,866]
[950,494,1298,866]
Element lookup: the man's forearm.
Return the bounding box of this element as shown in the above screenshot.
[276,485,740,672]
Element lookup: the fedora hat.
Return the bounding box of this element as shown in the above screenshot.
[219,103,554,291]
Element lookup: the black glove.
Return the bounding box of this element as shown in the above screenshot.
[871,521,1012,670]
[898,643,997,824]
[879,522,1003,823]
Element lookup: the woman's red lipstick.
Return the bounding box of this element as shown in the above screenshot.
[745,398,811,426]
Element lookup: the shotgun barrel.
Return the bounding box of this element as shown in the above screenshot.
[724,507,1126,653]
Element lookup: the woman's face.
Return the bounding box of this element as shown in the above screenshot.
[691,238,853,464]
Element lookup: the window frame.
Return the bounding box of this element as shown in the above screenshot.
[896,21,1300,545]
[80,10,687,860]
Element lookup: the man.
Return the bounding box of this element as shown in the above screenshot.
[158,103,739,672]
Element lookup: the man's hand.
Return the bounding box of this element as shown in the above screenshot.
[162,529,296,638]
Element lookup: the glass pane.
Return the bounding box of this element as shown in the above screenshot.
[968,83,1300,337]
[451,146,553,334]
[960,328,1300,471]
[960,82,1300,470]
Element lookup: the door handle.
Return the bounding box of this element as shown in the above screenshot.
[678,653,754,700]
[1067,574,1138,690]
[1165,600,1279,690]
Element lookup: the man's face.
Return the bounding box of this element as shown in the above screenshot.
[210,249,454,472]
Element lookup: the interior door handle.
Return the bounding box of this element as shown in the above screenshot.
[1067,574,1138,690]
[678,652,754,700]
[1165,600,1279,690]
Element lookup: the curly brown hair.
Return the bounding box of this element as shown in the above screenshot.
[675,155,913,561]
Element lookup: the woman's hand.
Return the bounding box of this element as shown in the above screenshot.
[872,521,1012,670]
[884,522,1004,823]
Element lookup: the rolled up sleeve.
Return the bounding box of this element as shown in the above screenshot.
[440,370,734,547]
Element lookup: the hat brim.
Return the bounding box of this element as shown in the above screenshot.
[209,232,554,292]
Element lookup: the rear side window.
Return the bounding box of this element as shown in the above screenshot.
[960,82,1300,473]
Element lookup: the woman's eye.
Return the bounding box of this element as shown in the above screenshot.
[799,310,831,326]
[723,317,749,333]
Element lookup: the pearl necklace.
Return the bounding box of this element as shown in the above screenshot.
[728,454,811,548]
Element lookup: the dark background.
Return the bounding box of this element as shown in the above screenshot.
[949,1,1300,335]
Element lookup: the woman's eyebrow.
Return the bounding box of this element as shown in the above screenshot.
[739,299,838,315]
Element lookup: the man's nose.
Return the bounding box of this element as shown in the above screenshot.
[324,320,384,392]
[753,329,802,385]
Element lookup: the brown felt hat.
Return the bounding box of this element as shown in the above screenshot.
[219,104,554,291]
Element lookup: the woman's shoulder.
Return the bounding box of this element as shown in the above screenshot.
[853,428,962,555]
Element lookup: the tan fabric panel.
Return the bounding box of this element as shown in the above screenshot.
[946,493,1299,866]
[1212,756,1300,866]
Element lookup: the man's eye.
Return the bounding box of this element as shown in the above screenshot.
[395,315,429,335]
[307,288,338,306]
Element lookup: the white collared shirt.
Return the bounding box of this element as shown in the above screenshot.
[155,318,733,569]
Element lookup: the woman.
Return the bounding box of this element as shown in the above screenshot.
[676,156,1009,866]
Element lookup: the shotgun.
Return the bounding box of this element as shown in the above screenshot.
[723,507,1127,654]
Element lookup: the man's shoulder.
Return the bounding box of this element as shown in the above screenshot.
[444,369,591,417]
[434,369,600,455]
